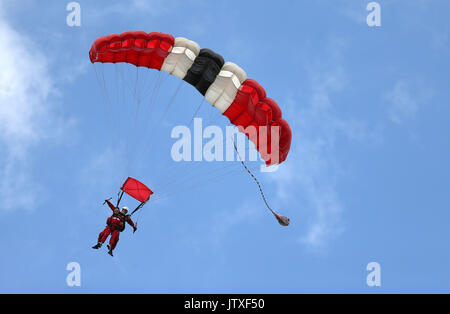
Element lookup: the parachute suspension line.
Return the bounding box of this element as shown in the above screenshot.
[134,203,144,225]
[116,67,158,176]
[141,72,164,135]
[117,63,143,100]
[135,67,153,106]
[125,66,146,175]
[93,64,108,107]
[130,202,145,217]
[121,64,149,172]
[156,100,258,194]
[133,66,139,102]
[125,71,168,173]
[93,63,123,188]
[142,80,183,164]
[133,68,143,122]
[137,66,152,101]
[116,190,124,208]
[154,124,258,193]
[205,103,223,127]
[154,104,232,194]
[155,161,239,195]
[93,64,114,139]
[231,139,276,216]
[114,64,130,177]
[101,66,121,150]
[131,202,145,232]
[109,66,128,184]
[152,99,261,196]
[230,137,290,226]
[115,64,131,180]
[100,67,112,110]
[152,97,206,190]
[145,71,163,118]
[154,165,247,199]
[136,70,159,104]
[151,157,262,201]
[188,98,205,127]
[145,72,168,124]
[159,105,235,192]
[154,152,256,200]
[117,64,133,177]
[93,64,113,131]
[208,110,225,127]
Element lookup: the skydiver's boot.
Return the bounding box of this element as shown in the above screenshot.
[107,244,114,257]
[92,242,102,249]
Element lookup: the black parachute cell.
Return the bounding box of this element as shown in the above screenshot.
[184,48,225,96]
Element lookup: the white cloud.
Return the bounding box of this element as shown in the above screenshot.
[0,9,69,211]
[198,37,379,250]
[0,30,51,151]
[58,59,90,84]
[0,156,43,212]
[86,0,180,19]
[336,1,367,25]
[209,200,262,246]
[80,147,125,194]
[270,72,348,249]
[267,40,381,250]
[385,80,433,125]
[204,64,357,250]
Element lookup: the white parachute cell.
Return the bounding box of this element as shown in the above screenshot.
[205,62,247,113]
[161,37,200,79]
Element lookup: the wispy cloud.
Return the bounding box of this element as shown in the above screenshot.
[385,80,433,125]
[200,37,379,250]
[86,0,181,20]
[0,8,70,211]
[208,199,262,246]
[268,38,380,250]
[79,147,125,198]
[337,1,368,25]
[272,69,348,249]
[58,58,90,84]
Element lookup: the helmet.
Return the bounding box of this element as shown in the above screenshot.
[121,206,129,213]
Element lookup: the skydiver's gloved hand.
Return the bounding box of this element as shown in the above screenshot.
[133,226,137,233]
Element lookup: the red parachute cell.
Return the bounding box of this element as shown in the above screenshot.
[121,177,153,203]
[89,31,175,69]
[224,79,292,165]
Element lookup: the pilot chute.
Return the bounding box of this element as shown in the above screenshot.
[116,177,153,216]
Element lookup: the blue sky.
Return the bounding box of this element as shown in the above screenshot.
[0,0,449,293]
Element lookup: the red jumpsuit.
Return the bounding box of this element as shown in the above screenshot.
[98,200,136,251]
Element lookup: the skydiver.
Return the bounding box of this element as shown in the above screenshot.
[92,199,137,256]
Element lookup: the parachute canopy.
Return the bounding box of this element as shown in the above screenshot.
[121,177,153,203]
[91,31,291,226]
[89,30,292,165]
